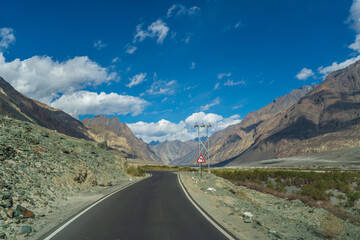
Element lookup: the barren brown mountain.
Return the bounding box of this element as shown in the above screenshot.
[151,140,197,164]
[178,60,360,166]
[82,115,161,163]
[0,76,91,140]
[173,85,316,166]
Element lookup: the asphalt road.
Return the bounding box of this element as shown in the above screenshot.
[43,171,230,240]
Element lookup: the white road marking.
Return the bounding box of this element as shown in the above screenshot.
[43,176,149,240]
[177,174,236,240]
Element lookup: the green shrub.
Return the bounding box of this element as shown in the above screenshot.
[126,166,146,177]
[345,192,360,207]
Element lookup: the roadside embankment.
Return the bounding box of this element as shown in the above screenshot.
[179,172,360,240]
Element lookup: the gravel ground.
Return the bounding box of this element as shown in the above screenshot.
[179,172,360,240]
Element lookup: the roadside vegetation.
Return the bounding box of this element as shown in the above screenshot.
[142,165,198,172]
[126,166,146,177]
[212,169,360,225]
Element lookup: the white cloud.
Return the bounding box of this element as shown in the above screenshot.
[0,53,117,104]
[127,73,147,88]
[167,4,200,18]
[318,55,360,78]
[200,97,220,111]
[93,40,106,50]
[128,112,241,143]
[348,1,360,52]
[183,32,192,43]
[224,79,246,86]
[0,28,15,50]
[295,68,315,80]
[51,91,149,119]
[217,72,231,79]
[147,78,176,95]
[134,19,169,44]
[214,82,220,90]
[125,44,137,54]
[234,21,242,29]
[189,61,195,69]
[112,57,119,63]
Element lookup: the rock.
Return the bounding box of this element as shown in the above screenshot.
[6,209,14,218]
[20,225,32,234]
[16,205,26,214]
[23,210,35,218]
[0,199,12,208]
[244,218,252,223]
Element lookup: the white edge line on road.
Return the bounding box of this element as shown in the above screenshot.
[177,174,236,240]
[44,175,150,240]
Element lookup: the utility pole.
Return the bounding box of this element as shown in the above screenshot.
[206,124,211,173]
[194,123,211,177]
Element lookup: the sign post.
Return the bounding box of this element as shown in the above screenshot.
[196,154,206,178]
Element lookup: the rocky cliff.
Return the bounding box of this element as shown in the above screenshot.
[0,76,91,140]
[82,115,162,163]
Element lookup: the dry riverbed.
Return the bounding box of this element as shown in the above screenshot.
[179,172,360,240]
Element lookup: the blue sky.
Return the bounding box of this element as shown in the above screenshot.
[0,0,359,142]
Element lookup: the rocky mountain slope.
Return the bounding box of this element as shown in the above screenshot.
[150,140,197,164]
[177,60,360,166]
[0,77,91,140]
[0,115,128,239]
[229,60,360,165]
[173,85,315,166]
[82,115,161,163]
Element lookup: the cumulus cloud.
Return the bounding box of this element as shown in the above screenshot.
[318,55,360,78]
[200,97,220,111]
[348,1,360,52]
[125,44,137,54]
[167,4,200,18]
[217,72,231,79]
[128,112,241,143]
[0,53,117,104]
[93,40,106,50]
[127,73,147,88]
[0,27,15,50]
[223,79,246,86]
[295,68,315,80]
[189,61,195,69]
[134,19,169,44]
[51,91,149,119]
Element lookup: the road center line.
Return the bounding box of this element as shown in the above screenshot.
[177,174,237,240]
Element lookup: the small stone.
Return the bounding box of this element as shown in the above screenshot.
[6,209,14,218]
[20,225,32,234]
[244,218,252,223]
[23,210,35,218]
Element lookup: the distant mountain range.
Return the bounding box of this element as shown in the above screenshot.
[2,59,360,167]
[174,60,360,166]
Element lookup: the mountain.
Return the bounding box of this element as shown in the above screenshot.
[151,140,197,164]
[228,60,360,165]
[174,84,316,166]
[82,115,162,163]
[0,76,91,140]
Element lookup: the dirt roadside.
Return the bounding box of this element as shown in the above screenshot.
[179,172,360,240]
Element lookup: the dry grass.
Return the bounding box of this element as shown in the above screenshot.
[320,213,344,238]
[235,189,262,207]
